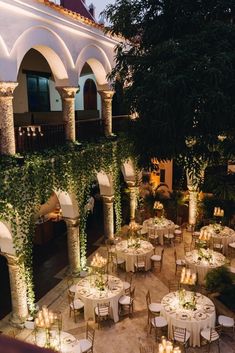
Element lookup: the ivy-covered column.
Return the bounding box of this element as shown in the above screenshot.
[56,87,78,142]
[128,185,138,221]
[102,195,114,239]
[4,253,28,326]
[0,82,18,155]
[188,190,198,226]
[65,217,80,276]
[98,90,114,137]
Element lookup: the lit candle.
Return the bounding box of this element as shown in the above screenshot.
[162,338,167,349]
[159,344,164,353]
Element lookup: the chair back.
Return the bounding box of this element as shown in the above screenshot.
[68,291,75,311]
[139,342,155,353]
[168,280,179,292]
[210,326,221,342]
[97,302,110,317]
[125,271,133,285]
[173,326,187,343]
[130,286,135,300]
[146,290,151,307]
[136,254,146,268]
[86,323,95,344]
[67,278,74,290]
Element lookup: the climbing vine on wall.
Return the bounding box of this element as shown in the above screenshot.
[0,137,137,315]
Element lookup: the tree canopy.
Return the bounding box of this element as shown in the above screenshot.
[104,0,235,168]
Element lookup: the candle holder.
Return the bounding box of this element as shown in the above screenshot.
[180,268,197,286]
[158,337,181,353]
[34,306,62,351]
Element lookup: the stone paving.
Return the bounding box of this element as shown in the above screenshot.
[0,228,235,353]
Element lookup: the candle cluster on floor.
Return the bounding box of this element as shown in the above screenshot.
[158,337,181,353]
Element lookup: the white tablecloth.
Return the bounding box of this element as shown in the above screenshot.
[76,275,124,322]
[161,291,216,347]
[35,331,81,353]
[143,218,175,245]
[116,239,154,272]
[185,249,227,284]
[201,225,235,255]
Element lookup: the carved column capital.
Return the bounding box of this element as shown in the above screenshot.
[0,82,18,97]
[98,90,114,101]
[102,195,114,203]
[64,217,79,228]
[56,86,79,100]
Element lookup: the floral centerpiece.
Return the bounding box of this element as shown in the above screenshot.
[197,248,213,262]
[178,290,197,310]
[127,237,141,249]
[211,223,224,234]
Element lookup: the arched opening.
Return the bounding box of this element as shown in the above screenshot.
[13,48,69,152]
[0,222,13,319]
[84,78,97,110]
[85,180,104,255]
[0,254,11,319]
[75,63,101,140]
[32,193,68,301]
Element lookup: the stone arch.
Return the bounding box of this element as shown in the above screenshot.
[121,159,137,186]
[37,190,79,219]
[10,26,75,85]
[96,171,114,196]
[0,221,15,256]
[76,44,112,88]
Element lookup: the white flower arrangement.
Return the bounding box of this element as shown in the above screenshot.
[153,201,164,210]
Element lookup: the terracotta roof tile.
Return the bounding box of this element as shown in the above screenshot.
[39,0,104,30]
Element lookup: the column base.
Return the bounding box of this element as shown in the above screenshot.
[9,313,27,328]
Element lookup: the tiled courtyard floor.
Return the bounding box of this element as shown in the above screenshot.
[0,228,235,353]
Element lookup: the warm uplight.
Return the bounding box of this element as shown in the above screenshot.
[153,201,164,210]
[91,253,107,268]
[159,337,181,353]
[213,207,224,217]
[180,268,197,285]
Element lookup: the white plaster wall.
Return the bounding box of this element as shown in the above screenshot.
[0,0,118,85]
[76,73,101,115]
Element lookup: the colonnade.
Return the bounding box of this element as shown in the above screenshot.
[0,82,114,155]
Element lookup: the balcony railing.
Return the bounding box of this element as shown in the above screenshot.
[13,115,131,154]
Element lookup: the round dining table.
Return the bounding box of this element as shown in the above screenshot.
[115,239,154,272]
[34,330,81,353]
[75,274,124,322]
[142,217,175,245]
[161,290,216,347]
[201,224,235,255]
[185,249,227,284]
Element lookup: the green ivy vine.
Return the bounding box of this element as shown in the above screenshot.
[0,137,137,315]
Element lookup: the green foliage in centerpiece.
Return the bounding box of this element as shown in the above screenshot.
[197,248,212,262]
[178,290,197,310]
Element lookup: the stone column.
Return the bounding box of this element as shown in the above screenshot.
[0,82,18,155]
[65,218,80,276]
[102,195,114,239]
[188,190,198,226]
[128,186,138,221]
[98,90,114,137]
[4,253,28,326]
[56,87,78,142]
